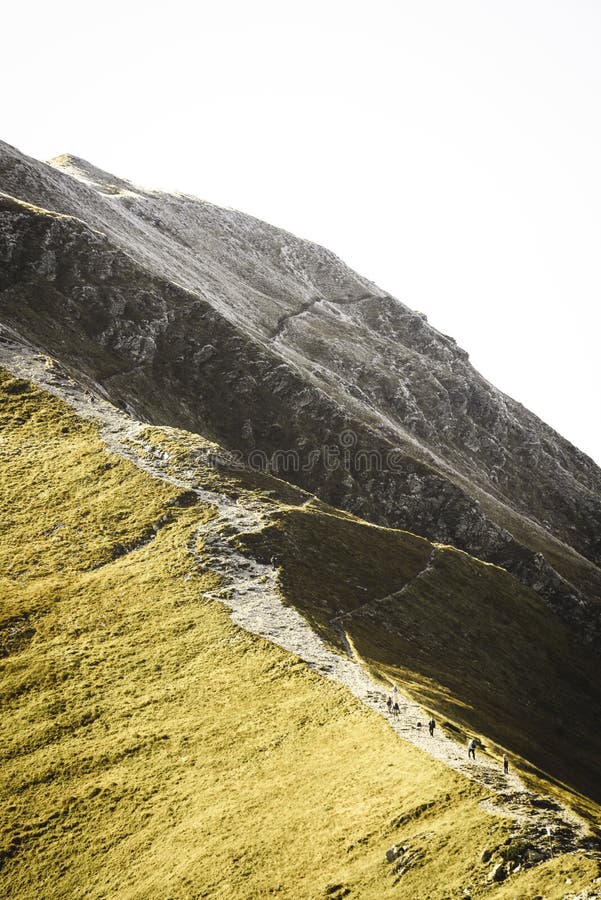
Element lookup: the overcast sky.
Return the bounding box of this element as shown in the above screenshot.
[3,1,600,463]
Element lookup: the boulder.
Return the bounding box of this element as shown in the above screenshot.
[487,863,506,883]
[385,844,399,863]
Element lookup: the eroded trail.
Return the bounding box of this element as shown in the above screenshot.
[0,333,596,867]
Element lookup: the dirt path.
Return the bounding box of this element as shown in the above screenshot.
[0,332,596,865]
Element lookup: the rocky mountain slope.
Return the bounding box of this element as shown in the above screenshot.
[1,140,600,654]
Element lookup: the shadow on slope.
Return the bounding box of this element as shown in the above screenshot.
[237,504,601,820]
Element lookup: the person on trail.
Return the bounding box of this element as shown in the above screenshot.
[428,718,436,737]
[503,754,509,775]
[392,701,400,717]
[468,738,477,760]
[386,696,393,712]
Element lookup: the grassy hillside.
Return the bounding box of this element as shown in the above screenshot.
[0,370,599,898]
[127,421,601,818]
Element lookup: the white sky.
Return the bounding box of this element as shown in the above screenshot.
[3,0,600,463]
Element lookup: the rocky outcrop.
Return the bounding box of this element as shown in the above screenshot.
[1,140,600,644]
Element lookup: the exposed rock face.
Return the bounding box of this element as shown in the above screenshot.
[0,140,600,642]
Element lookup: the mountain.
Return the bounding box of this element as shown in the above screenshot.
[1,140,601,897]
[0,140,599,650]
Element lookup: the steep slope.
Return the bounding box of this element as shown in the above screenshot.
[2,140,599,564]
[3,343,601,810]
[1,141,600,653]
[131,423,601,813]
[1,368,601,900]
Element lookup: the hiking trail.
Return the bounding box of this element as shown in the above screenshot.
[1,332,599,878]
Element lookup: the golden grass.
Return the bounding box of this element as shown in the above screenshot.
[0,371,598,898]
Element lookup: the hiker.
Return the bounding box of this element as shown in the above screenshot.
[428,718,435,736]
[503,754,509,775]
[468,738,477,760]
[392,701,400,717]
[386,696,393,712]
[270,555,279,569]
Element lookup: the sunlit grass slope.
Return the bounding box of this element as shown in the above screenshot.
[0,371,598,899]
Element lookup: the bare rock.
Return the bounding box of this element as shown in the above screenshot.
[487,863,507,883]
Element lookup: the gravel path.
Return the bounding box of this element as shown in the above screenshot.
[1,330,596,861]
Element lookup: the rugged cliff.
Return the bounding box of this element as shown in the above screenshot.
[1,140,600,645]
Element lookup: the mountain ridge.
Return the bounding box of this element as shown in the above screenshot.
[1,141,599,654]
